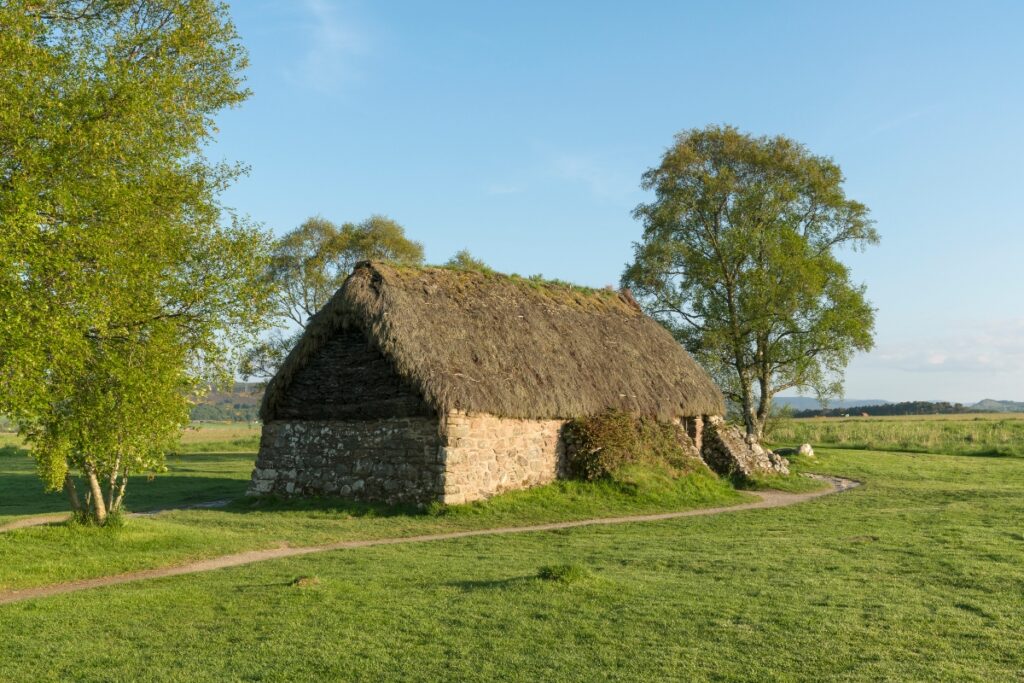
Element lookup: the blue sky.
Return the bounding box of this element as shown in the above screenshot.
[212,1,1024,403]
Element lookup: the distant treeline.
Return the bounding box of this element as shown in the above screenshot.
[792,401,975,418]
[190,402,260,422]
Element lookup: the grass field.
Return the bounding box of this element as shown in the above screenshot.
[1,446,1021,681]
[2,419,1022,680]
[769,412,1024,457]
[0,447,750,591]
[0,420,262,454]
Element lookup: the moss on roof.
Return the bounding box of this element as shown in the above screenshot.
[261,262,725,421]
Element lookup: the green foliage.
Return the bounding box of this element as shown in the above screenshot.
[262,215,423,328]
[345,215,425,265]
[0,1,274,523]
[623,125,879,440]
[241,214,424,379]
[565,410,702,481]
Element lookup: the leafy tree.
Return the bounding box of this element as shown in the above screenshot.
[0,1,274,523]
[240,214,424,379]
[346,214,425,266]
[623,126,878,441]
[445,249,493,273]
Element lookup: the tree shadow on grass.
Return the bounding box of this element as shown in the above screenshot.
[3,451,432,523]
[0,447,254,518]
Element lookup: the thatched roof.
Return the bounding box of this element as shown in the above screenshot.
[260,262,724,422]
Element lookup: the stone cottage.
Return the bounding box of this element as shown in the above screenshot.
[249,261,783,505]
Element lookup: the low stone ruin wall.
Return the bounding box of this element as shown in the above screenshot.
[700,416,790,477]
[439,411,565,504]
[249,412,567,506]
[248,417,444,505]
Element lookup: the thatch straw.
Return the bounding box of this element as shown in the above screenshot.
[260,262,724,421]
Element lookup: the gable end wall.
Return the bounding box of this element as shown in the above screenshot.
[249,417,444,504]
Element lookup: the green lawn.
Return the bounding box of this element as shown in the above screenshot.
[0,447,747,592]
[0,421,262,456]
[3,425,1023,681]
[0,446,255,524]
[1,447,1022,681]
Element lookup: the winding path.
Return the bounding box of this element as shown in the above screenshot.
[0,475,859,606]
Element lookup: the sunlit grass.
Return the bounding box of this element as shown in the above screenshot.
[0,449,747,592]
[769,414,1024,457]
[1,447,1022,681]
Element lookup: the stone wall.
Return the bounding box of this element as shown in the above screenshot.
[249,410,732,507]
[700,415,789,477]
[439,411,566,504]
[248,417,444,505]
[683,415,704,453]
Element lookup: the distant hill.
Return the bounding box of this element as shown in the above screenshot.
[773,397,889,411]
[971,399,1024,413]
[190,382,263,422]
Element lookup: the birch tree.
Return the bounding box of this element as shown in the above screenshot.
[623,126,878,441]
[0,0,273,523]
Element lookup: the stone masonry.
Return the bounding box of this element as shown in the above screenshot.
[439,411,565,504]
[681,415,704,453]
[249,417,444,505]
[249,411,567,506]
[249,411,792,507]
[700,415,790,477]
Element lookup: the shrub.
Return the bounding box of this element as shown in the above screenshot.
[564,410,703,481]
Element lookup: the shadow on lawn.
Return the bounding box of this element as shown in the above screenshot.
[446,576,537,591]
[2,446,424,520]
[0,446,254,518]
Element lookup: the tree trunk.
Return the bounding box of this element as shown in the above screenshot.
[63,474,82,514]
[741,383,758,439]
[110,476,128,514]
[106,456,121,514]
[754,375,772,442]
[84,465,107,525]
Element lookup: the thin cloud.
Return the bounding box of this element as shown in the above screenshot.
[549,153,634,201]
[285,0,368,94]
[485,183,524,196]
[861,104,940,140]
[868,319,1024,373]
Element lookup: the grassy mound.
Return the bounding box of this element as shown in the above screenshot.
[537,563,592,584]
